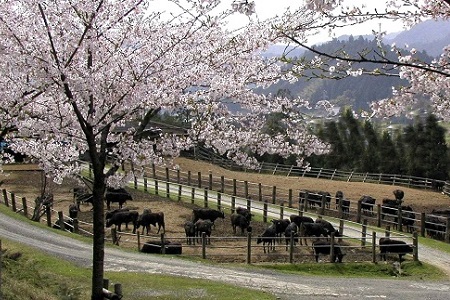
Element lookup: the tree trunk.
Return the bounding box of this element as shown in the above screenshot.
[91,177,106,300]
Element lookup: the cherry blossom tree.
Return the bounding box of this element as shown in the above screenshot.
[0,1,326,298]
[270,0,450,120]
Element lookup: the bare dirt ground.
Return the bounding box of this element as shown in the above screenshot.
[1,158,450,264]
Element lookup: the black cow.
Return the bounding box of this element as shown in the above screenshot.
[300,190,332,209]
[68,203,78,219]
[379,237,413,261]
[284,222,299,250]
[105,208,130,220]
[394,205,415,233]
[315,218,340,237]
[195,219,214,244]
[271,218,291,243]
[257,224,277,253]
[381,198,402,220]
[236,206,252,221]
[192,208,225,227]
[425,214,446,240]
[335,191,350,216]
[312,240,344,263]
[184,221,196,245]
[105,187,132,210]
[289,214,314,227]
[105,210,138,234]
[393,189,405,201]
[358,195,376,215]
[230,213,250,235]
[299,222,328,245]
[137,211,165,235]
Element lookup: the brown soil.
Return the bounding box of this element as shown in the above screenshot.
[1,159,449,264]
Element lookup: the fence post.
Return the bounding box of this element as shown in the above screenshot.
[244,181,248,199]
[177,169,181,184]
[272,186,276,204]
[151,163,156,179]
[397,206,403,232]
[263,200,268,223]
[246,197,251,212]
[246,232,252,264]
[209,172,212,190]
[420,212,426,237]
[111,228,119,245]
[191,187,195,204]
[2,189,8,207]
[58,211,65,231]
[187,171,191,186]
[73,218,79,234]
[413,231,419,261]
[217,193,222,211]
[161,234,166,255]
[220,176,225,193]
[376,204,382,228]
[203,189,208,208]
[288,189,293,208]
[231,196,236,214]
[177,185,182,202]
[202,232,206,259]
[304,192,309,212]
[155,179,159,195]
[46,206,52,227]
[258,183,262,202]
[143,176,148,192]
[165,180,170,198]
[372,231,377,263]
[198,172,202,188]
[329,232,335,263]
[134,176,138,190]
[233,179,237,196]
[280,202,284,220]
[320,194,326,215]
[289,231,295,263]
[11,193,16,212]
[361,219,367,247]
[445,217,450,243]
[356,200,362,223]
[339,219,344,241]
[22,197,28,217]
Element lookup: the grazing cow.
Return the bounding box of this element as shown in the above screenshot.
[192,208,225,227]
[425,214,446,240]
[73,188,93,210]
[184,221,196,245]
[289,215,314,227]
[257,224,277,253]
[230,213,250,235]
[312,240,344,263]
[335,191,350,216]
[137,211,165,235]
[68,203,78,219]
[271,218,291,243]
[379,237,413,261]
[358,195,376,215]
[194,219,214,244]
[236,206,252,221]
[284,222,299,251]
[105,208,130,220]
[300,190,332,209]
[381,198,402,220]
[315,218,340,237]
[73,186,89,201]
[299,222,328,246]
[394,205,415,233]
[105,187,132,210]
[105,210,139,234]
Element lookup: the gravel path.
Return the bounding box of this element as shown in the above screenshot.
[1,211,450,299]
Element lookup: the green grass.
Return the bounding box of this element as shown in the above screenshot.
[256,261,445,280]
[0,238,277,300]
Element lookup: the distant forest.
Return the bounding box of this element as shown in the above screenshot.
[259,110,449,181]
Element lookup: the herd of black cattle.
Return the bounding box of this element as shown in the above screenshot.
[63,186,421,263]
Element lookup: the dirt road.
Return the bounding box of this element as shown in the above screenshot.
[1,211,450,300]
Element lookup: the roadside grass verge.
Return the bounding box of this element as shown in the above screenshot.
[255,260,446,280]
[0,238,277,300]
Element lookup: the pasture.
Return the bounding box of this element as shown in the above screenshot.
[1,158,450,264]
